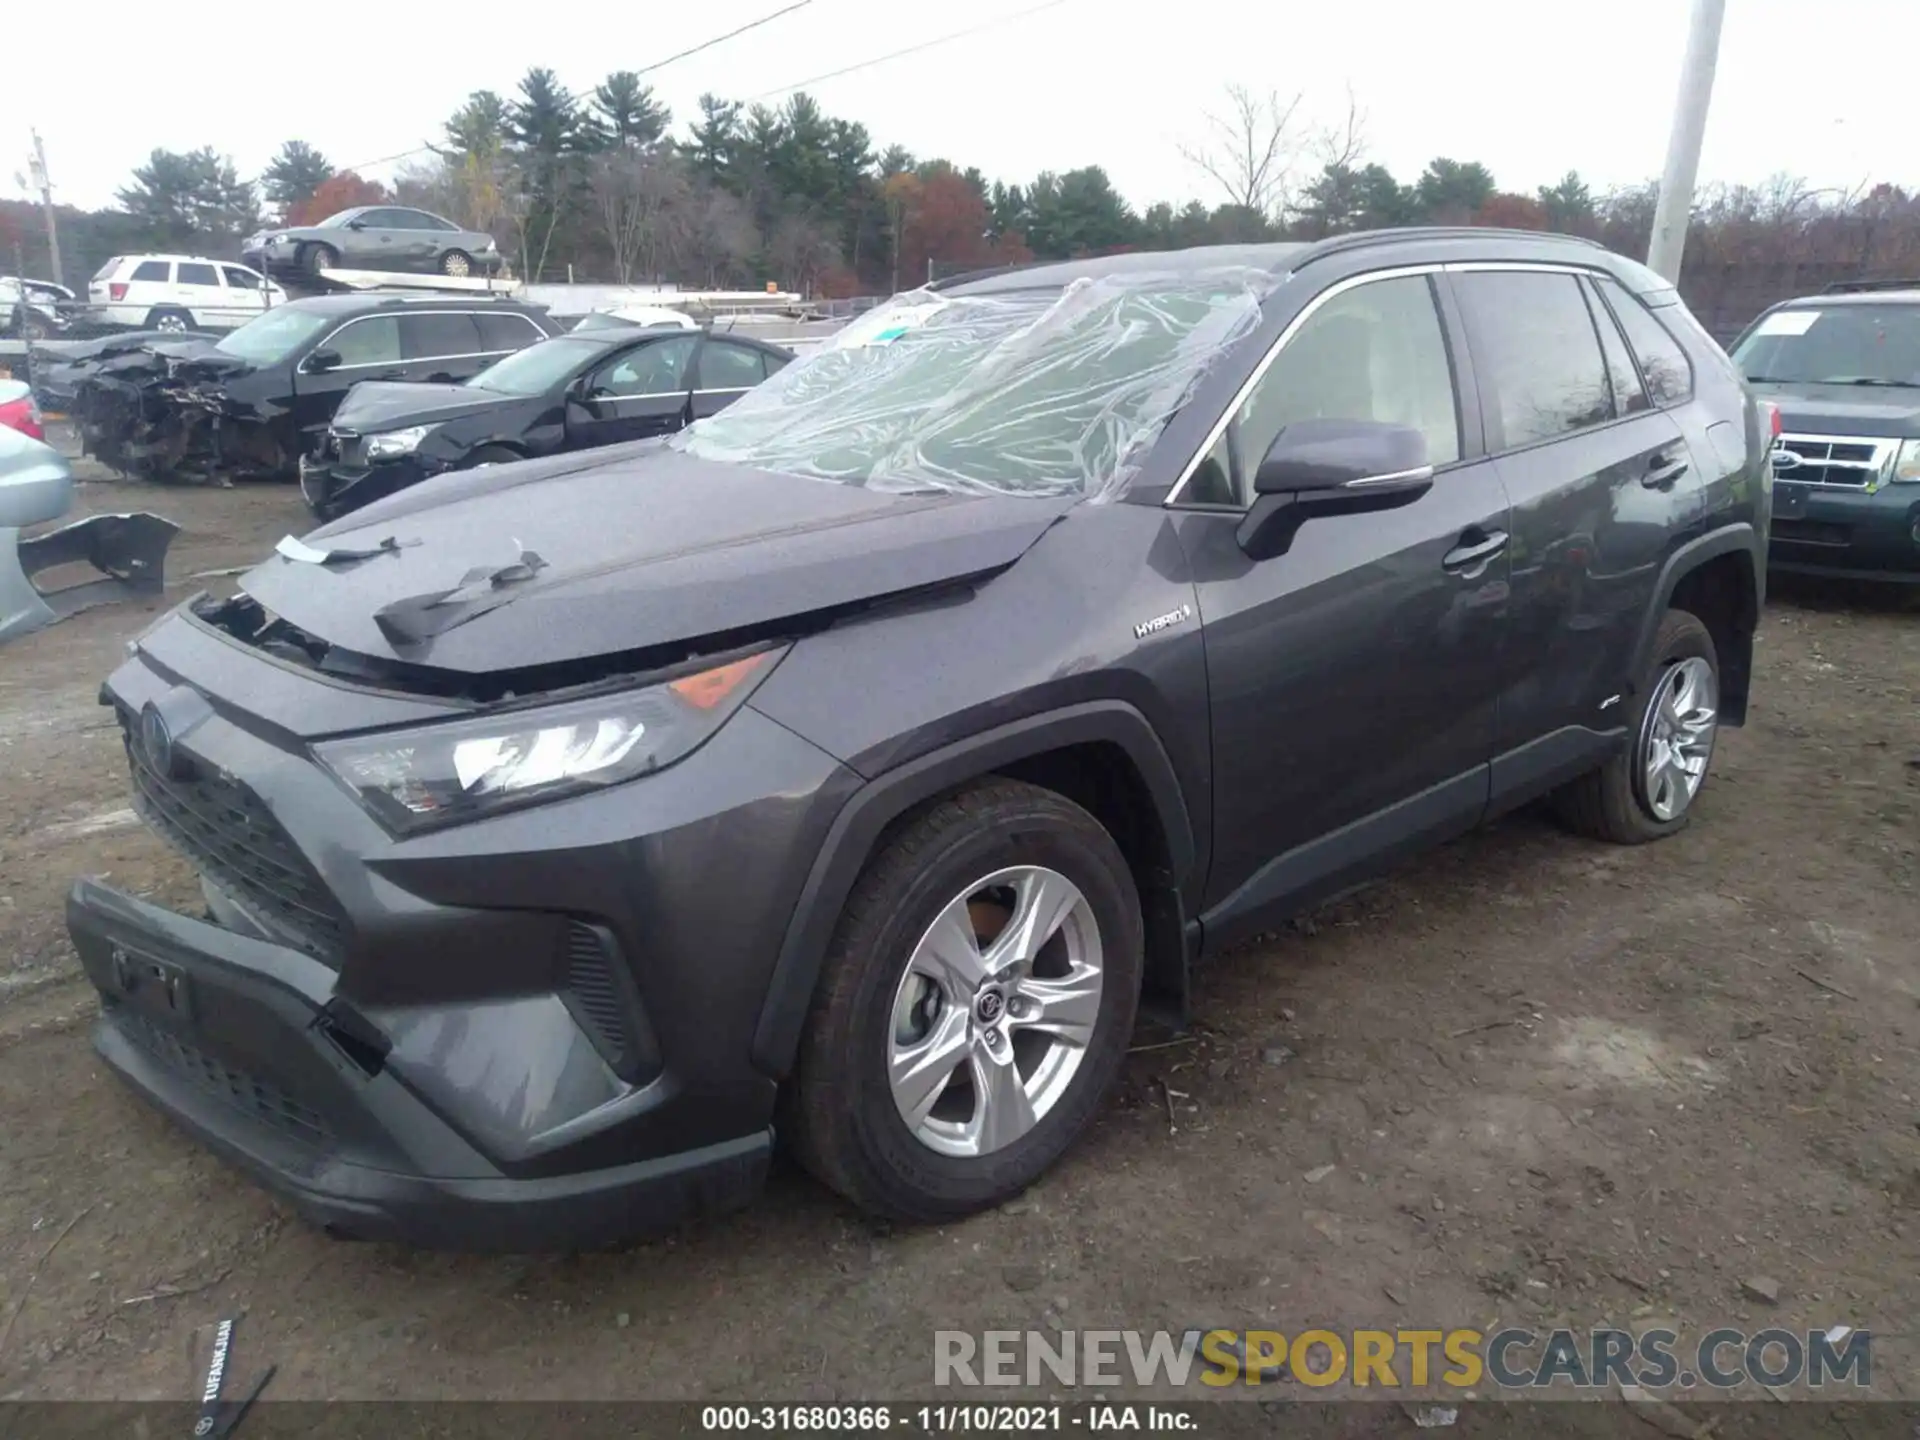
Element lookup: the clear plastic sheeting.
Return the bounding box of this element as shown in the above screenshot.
[676,269,1277,501]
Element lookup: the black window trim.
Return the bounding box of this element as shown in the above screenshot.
[1166,263,1472,511]
[1444,260,1670,463]
[313,307,537,371]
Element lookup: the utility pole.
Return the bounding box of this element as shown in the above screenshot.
[26,131,65,288]
[1646,0,1726,285]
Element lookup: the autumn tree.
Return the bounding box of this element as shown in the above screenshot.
[286,172,391,226]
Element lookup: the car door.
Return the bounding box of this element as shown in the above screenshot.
[173,260,223,324]
[219,265,270,325]
[688,337,772,420]
[293,312,403,440]
[342,210,396,268]
[1168,269,1512,943]
[1447,267,1690,799]
[386,210,443,270]
[564,333,698,448]
[398,311,486,382]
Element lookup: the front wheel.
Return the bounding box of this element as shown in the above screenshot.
[1554,608,1721,844]
[303,243,339,277]
[785,779,1144,1221]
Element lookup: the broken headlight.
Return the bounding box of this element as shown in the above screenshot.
[365,424,435,460]
[314,650,784,834]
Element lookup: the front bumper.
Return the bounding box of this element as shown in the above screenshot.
[1767,481,1920,582]
[298,450,436,517]
[70,879,771,1249]
[68,613,861,1248]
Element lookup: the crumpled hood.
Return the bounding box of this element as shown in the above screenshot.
[239,442,1075,676]
[331,381,512,432]
[1754,382,1920,437]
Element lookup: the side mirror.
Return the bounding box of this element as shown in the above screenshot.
[1238,419,1435,560]
[346,219,366,231]
[304,348,342,374]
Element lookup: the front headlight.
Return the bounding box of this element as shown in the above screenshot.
[365,424,435,459]
[315,650,783,834]
[1890,439,1920,485]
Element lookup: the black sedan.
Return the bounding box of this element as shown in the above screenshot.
[300,327,792,518]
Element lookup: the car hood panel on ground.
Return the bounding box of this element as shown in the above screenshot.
[331,382,512,431]
[240,445,1075,676]
[1754,382,1920,436]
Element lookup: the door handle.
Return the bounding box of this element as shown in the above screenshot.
[1643,451,1689,489]
[1442,529,1509,573]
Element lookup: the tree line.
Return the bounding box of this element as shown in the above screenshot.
[2,72,1917,331]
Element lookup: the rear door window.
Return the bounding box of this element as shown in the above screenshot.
[477,312,546,352]
[402,312,482,359]
[695,340,769,391]
[329,314,402,368]
[130,260,172,283]
[1453,271,1613,452]
[1594,276,1694,406]
[176,262,218,288]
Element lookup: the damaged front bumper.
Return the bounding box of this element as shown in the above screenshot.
[299,449,438,520]
[73,353,286,483]
[0,436,178,644]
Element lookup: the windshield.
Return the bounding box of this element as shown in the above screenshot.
[466,337,602,396]
[214,306,335,365]
[315,210,359,229]
[1734,303,1920,387]
[676,269,1274,500]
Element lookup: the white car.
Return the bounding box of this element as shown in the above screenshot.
[84,255,288,334]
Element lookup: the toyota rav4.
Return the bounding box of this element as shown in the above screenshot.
[66,230,1770,1249]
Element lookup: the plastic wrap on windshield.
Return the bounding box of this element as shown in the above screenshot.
[676,268,1276,501]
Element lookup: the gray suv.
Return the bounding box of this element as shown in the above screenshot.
[65,228,1770,1249]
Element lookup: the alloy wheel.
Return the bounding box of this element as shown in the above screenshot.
[886,865,1104,1158]
[443,252,471,277]
[1637,656,1718,822]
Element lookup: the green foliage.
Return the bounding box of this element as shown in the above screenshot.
[261,140,332,214]
[116,147,258,250]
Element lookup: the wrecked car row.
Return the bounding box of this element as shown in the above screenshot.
[57,291,796,518]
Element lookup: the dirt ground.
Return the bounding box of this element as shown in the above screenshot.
[2,439,1917,1411]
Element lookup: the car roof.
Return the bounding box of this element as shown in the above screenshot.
[272,293,546,316]
[118,254,248,265]
[935,227,1629,298]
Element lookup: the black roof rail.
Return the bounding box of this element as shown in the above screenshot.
[1294,225,1607,268]
[1822,277,1920,295]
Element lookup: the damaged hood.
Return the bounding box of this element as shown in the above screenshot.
[331,381,517,432]
[239,444,1075,675]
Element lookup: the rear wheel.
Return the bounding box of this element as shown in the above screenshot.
[786,779,1143,1221]
[145,307,192,334]
[1554,608,1721,844]
[303,243,339,277]
[440,250,473,277]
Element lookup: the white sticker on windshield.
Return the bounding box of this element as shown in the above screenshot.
[1756,309,1820,337]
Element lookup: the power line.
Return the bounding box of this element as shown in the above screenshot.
[751,0,1074,101]
[335,2,817,174]
[637,0,815,77]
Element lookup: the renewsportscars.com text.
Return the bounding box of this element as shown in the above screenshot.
[934,1327,1872,1390]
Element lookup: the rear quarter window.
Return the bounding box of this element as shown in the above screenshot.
[130,260,172,283]
[1595,276,1694,406]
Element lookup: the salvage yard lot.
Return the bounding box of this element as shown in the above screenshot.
[2,453,1918,1407]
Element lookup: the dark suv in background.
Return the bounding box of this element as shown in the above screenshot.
[1732,279,1920,582]
[66,229,1768,1249]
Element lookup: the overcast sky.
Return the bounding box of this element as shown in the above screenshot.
[6,0,1909,215]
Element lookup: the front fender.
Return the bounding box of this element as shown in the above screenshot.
[748,700,1195,1078]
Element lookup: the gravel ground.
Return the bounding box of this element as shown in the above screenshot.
[1,446,1916,1418]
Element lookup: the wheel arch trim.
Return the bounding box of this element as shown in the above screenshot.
[1631,521,1761,718]
[749,700,1195,1079]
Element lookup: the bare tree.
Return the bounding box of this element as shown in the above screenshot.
[765,214,842,296]
[590,148,690,284]
[672,186,758,288]
[1179,84,1307,221]
[1313,87,1367,173]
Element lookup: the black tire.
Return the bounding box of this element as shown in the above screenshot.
[304,243,339,277]
[440,250,473,277]
[459,444,521,470]
[785,779,1144,1222]
[1554,608,1721,844]
[145,307,192,334]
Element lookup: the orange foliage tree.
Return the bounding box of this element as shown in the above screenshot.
[287,172,393,226]
[897,169,993,285]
